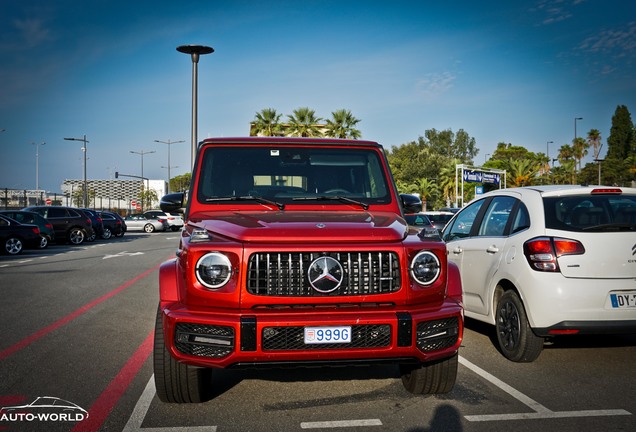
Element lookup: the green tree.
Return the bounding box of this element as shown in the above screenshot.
[556,144,577,184]
[252,108,282,136]
[170,173,191,192]
[324,109,361,139]
[572,137,589,171]
[287,107,323,137]
[508,158,540,187]
[587,129,602,160]
[604,105,635,185]
[140,187,158,212]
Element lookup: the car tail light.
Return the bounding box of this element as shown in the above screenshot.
[523,237,585,272]
[31,227,40,235]
[97,217,103,223]
[591,188,622,195]
[45,223,53,230]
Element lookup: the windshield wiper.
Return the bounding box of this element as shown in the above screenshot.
[292,196,369,210]
[205,196,285,210]
[581,223,635,232]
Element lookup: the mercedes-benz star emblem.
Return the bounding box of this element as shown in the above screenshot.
[308,256,344,293]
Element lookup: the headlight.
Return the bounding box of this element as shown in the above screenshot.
[195,252,232,289]
[410,251,441,286]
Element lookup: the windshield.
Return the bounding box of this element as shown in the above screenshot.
[197,146,391,206]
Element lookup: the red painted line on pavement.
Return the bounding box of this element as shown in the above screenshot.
[0,264,160,361]
[72,330,154,432]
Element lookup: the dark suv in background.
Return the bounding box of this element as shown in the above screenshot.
[23,206,94,245]
[98,211,126,238]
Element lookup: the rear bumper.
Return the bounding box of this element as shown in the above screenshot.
[534,320,636,337]
[159,302,463,369]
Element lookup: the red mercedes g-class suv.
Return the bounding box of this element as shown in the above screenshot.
[154,137,463,403]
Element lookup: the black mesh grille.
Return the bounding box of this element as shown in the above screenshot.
[262,325,391,350]
[416,317,459,352]
[174,323,235,358]
[247,252,400,296]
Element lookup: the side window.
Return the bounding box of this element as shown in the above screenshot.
[0,218,8,227]
[47,208,66,218]
[478,196,516,237]
[511,202,531,233]
[443,199,486,242]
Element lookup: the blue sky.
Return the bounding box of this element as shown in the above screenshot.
[1,0,635,193]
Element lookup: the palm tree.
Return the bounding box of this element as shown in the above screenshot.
[558,144,577,184]
[508,158,539,187]
[325,109,361,139]
[587,129,602,160]
[409,177,438,210]
[252,108,282,136]
[287,107,323,137]
[572,137,589,171]
[438,163,457,208]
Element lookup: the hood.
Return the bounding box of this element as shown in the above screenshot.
[189,210,408,243]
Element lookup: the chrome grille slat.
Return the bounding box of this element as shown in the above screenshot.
[247,252,400,296]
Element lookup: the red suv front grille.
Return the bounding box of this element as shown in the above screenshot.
[247,251,401,296]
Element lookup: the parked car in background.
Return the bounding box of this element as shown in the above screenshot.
[442,185,636,362]
[0,210,55,248]
[79,208,104,241]
[23,206,94,245]
[144,210,184,231]
[0,214,42,255]
[124,214,168,232]
[423,211,454,231]
[98,211,126,238]
[404,212,437,233]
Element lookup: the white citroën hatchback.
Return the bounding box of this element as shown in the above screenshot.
[442,185,636,362]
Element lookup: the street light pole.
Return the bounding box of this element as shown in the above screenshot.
[574,117,583,142]
[130,150,156,212]
[177,44,214,170]
[64,135,89,207]
[32,141,46,193]
[154,139,185,193]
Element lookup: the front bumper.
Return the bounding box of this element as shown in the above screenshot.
[159,302,463,369]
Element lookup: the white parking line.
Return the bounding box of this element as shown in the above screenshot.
[301,419,383,429]
[459,356,632,421]
[123,376,217,432]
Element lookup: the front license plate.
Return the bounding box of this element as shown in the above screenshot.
[304,326,351,344]
[609,292,636,308]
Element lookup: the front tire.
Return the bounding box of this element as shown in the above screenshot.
[4,237,23,255]
[144,223,155,233]
[153,307,212,403]
[495,290,544,362]
[400,353,458,394]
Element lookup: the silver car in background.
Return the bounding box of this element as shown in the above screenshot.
[124,214,168,233]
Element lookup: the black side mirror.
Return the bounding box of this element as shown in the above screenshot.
[160,192,185,214]
[400,193,422,214]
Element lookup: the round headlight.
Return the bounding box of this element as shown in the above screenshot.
[410,251,441,286]
[195,252,232,289]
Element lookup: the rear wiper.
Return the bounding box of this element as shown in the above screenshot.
[206,195,285,210]
[292,196,369,210]
[581,223,635,232]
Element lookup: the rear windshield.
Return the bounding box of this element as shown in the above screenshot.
[543,194,636,232]
[197,146,391,205]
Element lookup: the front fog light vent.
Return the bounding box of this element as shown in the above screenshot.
[410,251,441,286]
[196,252,232,289]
